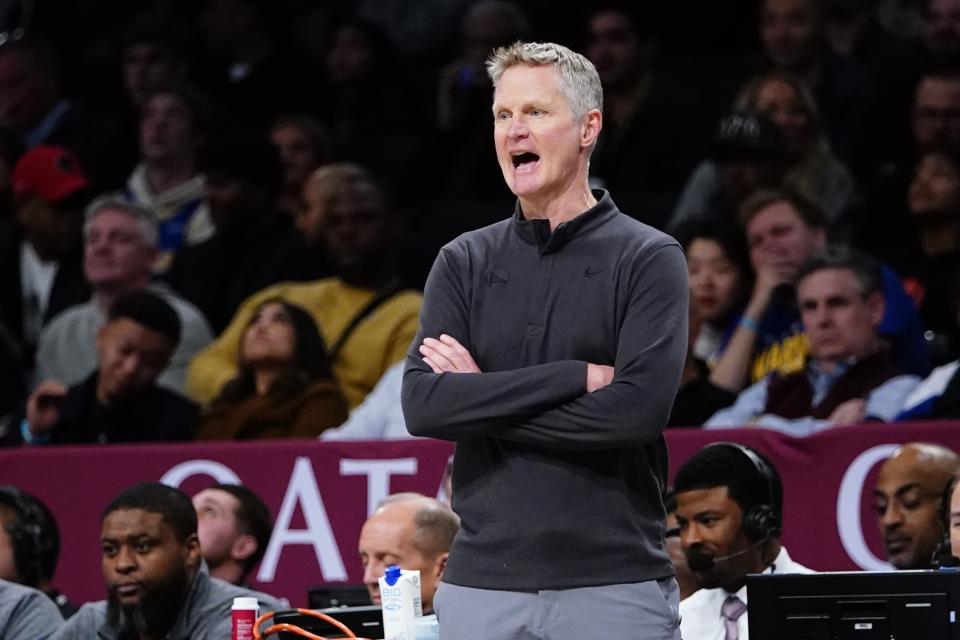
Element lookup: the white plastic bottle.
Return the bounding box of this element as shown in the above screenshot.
[231,597,259,640]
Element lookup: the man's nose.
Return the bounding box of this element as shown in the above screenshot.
[114,547,138,573]
[363,561,383,586]
[881,503,904,529]
[507,116,529,139]
[120,353,142,377]
[680,523,703,550]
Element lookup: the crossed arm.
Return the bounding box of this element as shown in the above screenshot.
[419,334,614,391]
[401,244,689,450]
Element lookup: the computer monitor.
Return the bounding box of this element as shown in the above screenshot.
[272,605,384,639]
[307,584,372,609]
[747,570,960,639]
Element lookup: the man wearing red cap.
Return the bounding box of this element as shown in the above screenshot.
[0,145,92,360]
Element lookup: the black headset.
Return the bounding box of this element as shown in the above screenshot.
[0,485,50,587]
[707,442,783,543]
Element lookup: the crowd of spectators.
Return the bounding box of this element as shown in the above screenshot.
[2,0,960,439]
[5,0,960,633]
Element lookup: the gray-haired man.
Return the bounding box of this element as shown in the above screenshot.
[35,195,211,394]
[402,41,687,639]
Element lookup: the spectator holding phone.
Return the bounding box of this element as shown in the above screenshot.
[6,290,197,445]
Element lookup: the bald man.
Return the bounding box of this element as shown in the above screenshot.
[358,493,459,613]
[874,443,960,569]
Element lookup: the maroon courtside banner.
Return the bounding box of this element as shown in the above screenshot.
[3,422,960,607]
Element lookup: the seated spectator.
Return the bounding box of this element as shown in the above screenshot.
[902,149,960,360]
[585,5,721,224]
[0,486,76,617]
[707,246,921,433]
[294,163,366,253]
[195,300,348,440]
[164,129,309,334]
[679,220,754,367]
[197,0,319,128]
[186,169,423,409]
[859,69,960,276]
[668,305,738,428]
[17,291,198,445]
[0,38,130,190]
[0,125,24,223]
[675,443,814,639]
[35,196,212,394]
[0,322,26,429]
[321,16,427,207]
[899,330,960,420]
[670,110,787,233]
[51,482,285,639]
[925,0,960,66]
[192,484,273,586]
[734,70,859,237]
[874,443,960,569]
[664,490,699,602]
[758,0,891,181]
[433,1,529,203]
[320,360,409,440]
[359,493,458,615]
[709,188,929,393]
[0,578,63,638]
[118,12,189,112]
[269,114,331,220]
[0,146,91,361]
[125,85,215,273]
[112,12,191,206]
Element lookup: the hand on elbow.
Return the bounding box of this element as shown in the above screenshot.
[419,334,481,373]
[586,363,614,392]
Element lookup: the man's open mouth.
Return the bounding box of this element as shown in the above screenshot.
[512,152,540,169]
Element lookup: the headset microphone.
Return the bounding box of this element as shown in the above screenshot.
[686,540,766,572]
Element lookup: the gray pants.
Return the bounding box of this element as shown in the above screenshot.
[434,578,682,640]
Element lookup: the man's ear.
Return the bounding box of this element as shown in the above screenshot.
[95,324,108,353]
[433,551,449,582]
[581,109,603,149]
[813,227,827,249]
[230,533,258,563]
[184,532,202,570]
[867,291,885,329]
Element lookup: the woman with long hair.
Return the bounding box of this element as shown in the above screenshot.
[195,299,348,439]
[734,70,859,237]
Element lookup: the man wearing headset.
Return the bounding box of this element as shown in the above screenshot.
[674,443,814,640]
[0,485,77,617]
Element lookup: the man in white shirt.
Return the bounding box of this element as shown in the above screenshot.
[674,443,814,640]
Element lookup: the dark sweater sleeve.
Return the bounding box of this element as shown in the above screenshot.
[402,246,589,440]
[494,244,689,450]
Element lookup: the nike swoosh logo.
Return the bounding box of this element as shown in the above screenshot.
[584,267,608,277]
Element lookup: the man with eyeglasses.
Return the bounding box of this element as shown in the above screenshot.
[874,442,960,570]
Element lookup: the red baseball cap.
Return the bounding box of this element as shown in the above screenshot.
[13,145,90,203]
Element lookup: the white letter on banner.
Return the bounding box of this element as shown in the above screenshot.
[837,444,899,571]
[340,458,418,516]
[258,457,346,582]
[160,460,241,487]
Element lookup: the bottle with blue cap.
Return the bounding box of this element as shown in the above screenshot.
[378,564,422,640]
